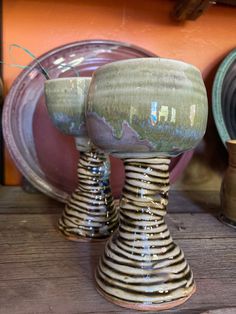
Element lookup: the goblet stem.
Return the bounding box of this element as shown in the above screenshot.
[58,150,118,241]
[96,156,195,310]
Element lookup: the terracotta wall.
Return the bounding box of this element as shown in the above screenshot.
[2,0,236,187]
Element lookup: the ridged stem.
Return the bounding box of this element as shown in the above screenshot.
[96,157,195,310]
[58,150,118,240]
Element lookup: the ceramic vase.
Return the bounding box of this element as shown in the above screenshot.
[86,58,208,310]
[44,77,118,241]
[0,79,3,100]
[220,139,236,228]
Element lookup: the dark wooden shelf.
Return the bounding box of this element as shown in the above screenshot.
[173,0,236,21]
[0,186,235,313]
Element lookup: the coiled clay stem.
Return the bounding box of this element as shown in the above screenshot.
[96,156,195,310]
[58,150,118,241]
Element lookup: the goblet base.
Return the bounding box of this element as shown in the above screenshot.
[218,213,236,229]
[57,220,110,242]
[96,283,196,311]
[95,156,195,310]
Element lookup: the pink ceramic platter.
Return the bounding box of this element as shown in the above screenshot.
[3,40,193,202]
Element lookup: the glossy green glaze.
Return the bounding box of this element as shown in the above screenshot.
[87,58,208,158]
[45,77,91,151]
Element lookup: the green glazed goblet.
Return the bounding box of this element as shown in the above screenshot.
[86,58,208,310]
[44,77,118,241]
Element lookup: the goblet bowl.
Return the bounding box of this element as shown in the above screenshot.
[87,58,207,158]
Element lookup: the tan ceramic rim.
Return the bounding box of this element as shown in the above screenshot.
[94,57,201,74]
[44,77,91,83]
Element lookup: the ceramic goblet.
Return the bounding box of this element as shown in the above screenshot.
[86,58,208,310]
[44,77,118,241]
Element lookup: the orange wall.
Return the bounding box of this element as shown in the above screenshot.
[3,0,236,184]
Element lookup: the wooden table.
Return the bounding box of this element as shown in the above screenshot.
[0,187,235,314]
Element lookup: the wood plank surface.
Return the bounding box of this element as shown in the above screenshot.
[0,186,221,214]
[0,187,235,314]
[0,213,234,243]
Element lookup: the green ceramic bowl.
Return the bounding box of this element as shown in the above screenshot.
[44,77,91,151]
[87,58,208,158]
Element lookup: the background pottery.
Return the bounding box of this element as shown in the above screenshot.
[212,48,236,147]
[220,139,236,228]
[45,77,118,241]
[0,79,2,101]
[87,58,208,310]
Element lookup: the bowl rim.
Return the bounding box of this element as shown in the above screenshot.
[44,76,91,84]
[212,48,236,147]
[93,57,201,74]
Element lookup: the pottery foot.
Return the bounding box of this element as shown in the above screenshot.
[96,281,196,311]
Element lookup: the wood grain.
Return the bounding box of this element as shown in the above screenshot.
[0,186,62,213]
[0,186,221,214]
[0,187,235,314]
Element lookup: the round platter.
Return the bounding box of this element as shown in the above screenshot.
[3,40,193,202]
[212,48,236,147]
